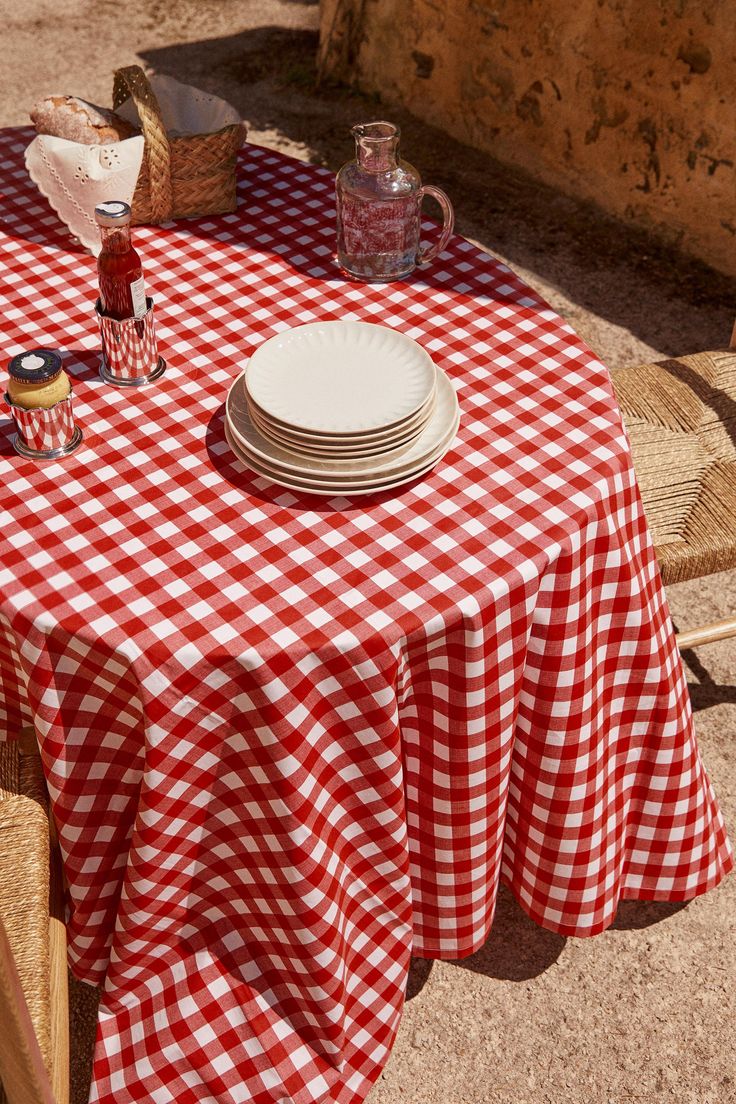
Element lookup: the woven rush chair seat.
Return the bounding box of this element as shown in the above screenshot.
[611,348,736,648]
[0,730,68,1104]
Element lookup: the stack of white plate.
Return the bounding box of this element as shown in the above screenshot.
[224,320,460,496]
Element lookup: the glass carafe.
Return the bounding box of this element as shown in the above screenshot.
[335,121,454,282]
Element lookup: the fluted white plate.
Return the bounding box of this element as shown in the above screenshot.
[224,422,457,497]
[247,386,437,451]
[244,321,436,435]
[227,365,459,481]
[247,392,437,461]
[229,408,458,487]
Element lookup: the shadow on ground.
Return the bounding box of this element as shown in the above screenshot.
[681,648,736,711]
[406,885,688,1002]
[139,27,736,362]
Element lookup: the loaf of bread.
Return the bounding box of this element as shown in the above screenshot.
[30,96,139,144]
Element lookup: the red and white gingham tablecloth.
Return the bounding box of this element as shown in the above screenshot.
[0,127,731,1104]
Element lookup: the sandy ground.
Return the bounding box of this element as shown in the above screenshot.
[2,2,734,1103]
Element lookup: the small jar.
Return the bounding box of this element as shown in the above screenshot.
[5,349,82,459]
[8,349,71,408]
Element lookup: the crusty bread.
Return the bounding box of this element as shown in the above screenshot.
[30,96,139,144]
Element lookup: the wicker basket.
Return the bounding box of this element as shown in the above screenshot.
[111,65,246,225]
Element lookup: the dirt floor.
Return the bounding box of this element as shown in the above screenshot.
[3,2,735,1103]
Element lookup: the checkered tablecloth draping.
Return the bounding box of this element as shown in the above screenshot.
[0,126,731,1104]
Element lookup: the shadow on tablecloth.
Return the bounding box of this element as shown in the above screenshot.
[205,400,437,512]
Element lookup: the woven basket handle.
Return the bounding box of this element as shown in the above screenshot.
[112,65,173,222]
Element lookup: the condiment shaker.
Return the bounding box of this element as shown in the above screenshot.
[94,201,165,386]
[5,349,82,459]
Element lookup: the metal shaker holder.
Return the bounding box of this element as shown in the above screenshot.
[4,348,83,460]
[4,390,82,460]
[96,297,166,387]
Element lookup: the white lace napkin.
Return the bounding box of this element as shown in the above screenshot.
[26,135,145,253]
[25,73,243,254]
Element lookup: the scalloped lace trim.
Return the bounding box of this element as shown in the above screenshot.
[25,134,144,254]
[24,74,244,253]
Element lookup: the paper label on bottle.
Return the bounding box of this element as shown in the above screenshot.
[130,276,147,320]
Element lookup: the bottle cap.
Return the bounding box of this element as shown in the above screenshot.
[8,349,63,383]
[94,200,132,227]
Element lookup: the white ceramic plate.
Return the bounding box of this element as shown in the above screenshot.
[246,385,437,449]
[249,406,422,466]
[227,366,459,480]
[244,321,436,434]
[224,422,458,497]
[230,411,459,487]
[246,393,437,460]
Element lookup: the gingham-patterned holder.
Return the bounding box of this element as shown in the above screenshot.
[97,296,165,386]
[4,388,78,456]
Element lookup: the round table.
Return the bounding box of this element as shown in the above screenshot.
[0,127,731,1104]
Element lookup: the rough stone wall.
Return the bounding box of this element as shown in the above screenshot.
[319,0,736,276]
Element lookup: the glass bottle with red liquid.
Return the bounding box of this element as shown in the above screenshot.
[94,201,147,320]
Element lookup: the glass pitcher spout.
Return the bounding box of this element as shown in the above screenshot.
[352,121,401,172]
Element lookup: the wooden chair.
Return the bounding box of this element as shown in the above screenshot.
[0,729,69,1104]
[611,345,736,649]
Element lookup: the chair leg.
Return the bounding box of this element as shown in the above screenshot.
[49,838,69,1104]
[675,616,736,650]
[16,726,70,1104]
[0,917,57,1104]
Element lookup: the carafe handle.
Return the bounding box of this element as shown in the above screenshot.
[416,185,455,268]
